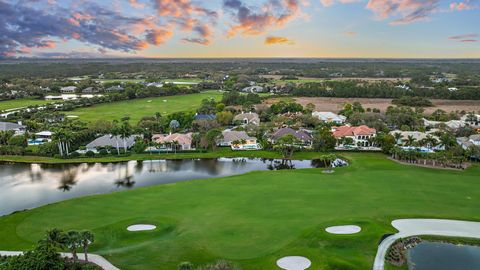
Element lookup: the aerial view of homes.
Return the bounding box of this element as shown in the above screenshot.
[1,1,480,270]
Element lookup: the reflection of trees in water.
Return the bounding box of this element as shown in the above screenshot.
[114,162,135,189]
[311,159,328,168]
[135,160,144,173]
[28,164,43,182]
[267,159,295,170]
[192,159,226,175]
[57,168,78,192]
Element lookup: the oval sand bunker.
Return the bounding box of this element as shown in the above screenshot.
[277,256,311,270]
[325,225,361,234]
[127,224,156,231]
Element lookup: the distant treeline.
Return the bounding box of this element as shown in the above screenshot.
[291,81,480,100]
[1,59,480,79]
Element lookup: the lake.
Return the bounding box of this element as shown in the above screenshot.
[408,241,480,270]
[0,158,320,216]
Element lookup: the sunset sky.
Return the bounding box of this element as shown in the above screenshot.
[1,0,479,58]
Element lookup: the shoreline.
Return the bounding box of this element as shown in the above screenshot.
[0,150,345,164]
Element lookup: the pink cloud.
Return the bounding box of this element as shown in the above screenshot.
[366,0,439,25]
[224,0,306,37]
[129,0,145,9]
[320,0,361,7]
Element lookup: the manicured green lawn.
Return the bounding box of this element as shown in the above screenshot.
[0,153,479,270]
[65,90,223,123]
[0,98,55,111]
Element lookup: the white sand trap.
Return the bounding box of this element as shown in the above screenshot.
[277,256,311,270]
[127,224,156,232]
[325,225,361,234]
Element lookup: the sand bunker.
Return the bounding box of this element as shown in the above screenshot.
[127,224,156,231]
[276,256,311,270]
[325,225,361,234]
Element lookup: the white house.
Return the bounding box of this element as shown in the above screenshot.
[60,86,77,93]
[457,135,480,150]
[312,112,347,124]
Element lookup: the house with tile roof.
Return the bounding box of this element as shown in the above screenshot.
[270,127,313,147]
[152,133,194,151]
[332,125,376,147]
[218,130,261,150]
[233,112,260,126]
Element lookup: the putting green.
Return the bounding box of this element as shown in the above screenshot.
[0,153,479,270]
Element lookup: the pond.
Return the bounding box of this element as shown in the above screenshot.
[0,158,321,216]
[408,241,480,270]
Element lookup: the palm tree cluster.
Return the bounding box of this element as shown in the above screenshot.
[41,228,94,262]
[52,129,73,157]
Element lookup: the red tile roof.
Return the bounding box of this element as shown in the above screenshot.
[332,125,376,138]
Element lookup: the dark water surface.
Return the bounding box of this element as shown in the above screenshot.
[408,241,480,270]
[0,158,318,216]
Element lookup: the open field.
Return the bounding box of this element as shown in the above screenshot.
[96,79,145,84]
[0,98,55,111]
[0,153,479,270]
[266,97,480,114]
[65,90,223,123]
[261,75,411,84]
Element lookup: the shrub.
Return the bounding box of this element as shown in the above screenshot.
[98,149,108,156]
[85,151,95,157]
[178,261,194,270]
[69,152,80,158]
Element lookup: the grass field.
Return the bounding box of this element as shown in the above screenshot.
[0,98,54,111]
[65,90,223,123]
[0,153,479,270]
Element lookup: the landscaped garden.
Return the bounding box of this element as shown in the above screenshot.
[1,153,479,270]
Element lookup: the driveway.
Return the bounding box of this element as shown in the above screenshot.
[373,219,480,270]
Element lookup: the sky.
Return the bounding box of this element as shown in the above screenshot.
[0,0,479,58]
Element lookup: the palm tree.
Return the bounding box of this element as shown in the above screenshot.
[111,120,121,155]
[405,135,416,147]
[393,132,402,145]
[65,231,81,260]
[80,231,94,262]
[40,228,66,250]
[120,120,132,154]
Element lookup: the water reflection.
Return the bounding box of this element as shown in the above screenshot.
[0,158,319,216]
[408,241,480,270]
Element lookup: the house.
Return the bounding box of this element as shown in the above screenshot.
[152,133,193,151]
[457,135,480,150]
[195,114,216,121]
[105,85,124,92]
[241,86,264,93]
[60,86,77,94]
[82,87,96,94]
[332,125,376,147]
[85,135,139,151]
[270,127,313,147]
[146,82,163,88]
[448,87,458,92]
[461,114,480,127]
[28,131,54,145]
[423,118,466,130]
[312,111,346,124]
[0,121,26,135]
[233,112,260,126]
[389,130,440,148]
[218,130,261,150]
